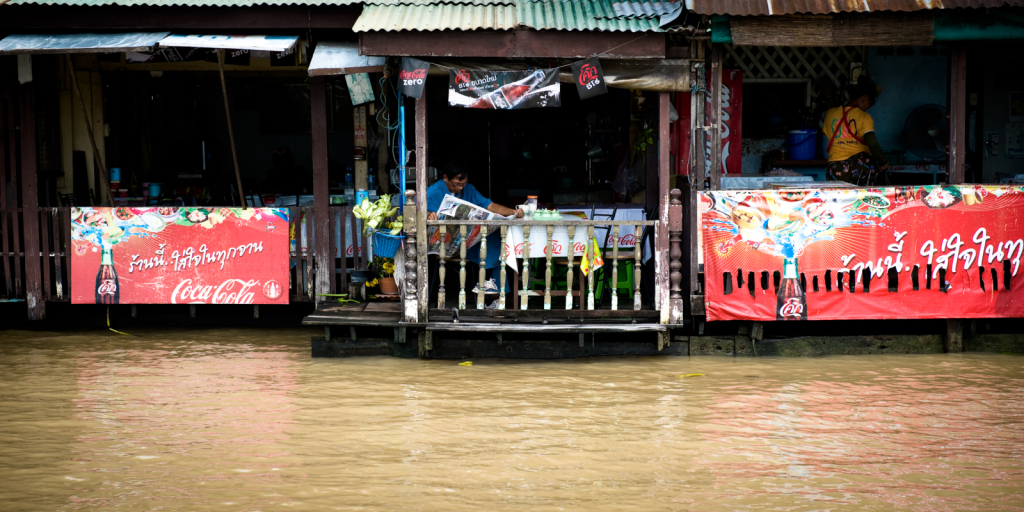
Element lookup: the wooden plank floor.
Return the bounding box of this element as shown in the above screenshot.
[304,301,662,328]
[303,302,403,326]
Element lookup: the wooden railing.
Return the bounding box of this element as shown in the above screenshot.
[427,219,656,313]
[0,207,71,304]
[400,189,688,325]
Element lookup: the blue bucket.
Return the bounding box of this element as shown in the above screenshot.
[109,167,121,182]
[787,130,817,161]
[372,229,405,258]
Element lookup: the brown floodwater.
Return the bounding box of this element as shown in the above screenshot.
[0,328,1022,511]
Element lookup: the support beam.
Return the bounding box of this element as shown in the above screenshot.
[948,45,967,185]
[415,95,429,322]
[311,76,332,306]
[360,31,666,59]
[19,77,44,319]
[707,43,723,191]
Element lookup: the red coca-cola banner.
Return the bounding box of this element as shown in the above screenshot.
[701,185,1024,321]
[71,207,290,305]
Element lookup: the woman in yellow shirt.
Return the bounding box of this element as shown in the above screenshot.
[823,78,889,186]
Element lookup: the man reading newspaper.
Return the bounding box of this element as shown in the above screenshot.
[427,159,523,308]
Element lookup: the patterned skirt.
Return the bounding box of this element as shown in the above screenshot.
[826,152,882,186]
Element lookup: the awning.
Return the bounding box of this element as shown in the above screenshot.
[0,32,170,54]
[307,41,386,76]
[158,34,298,53]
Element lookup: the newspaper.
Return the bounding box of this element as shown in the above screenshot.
[427,195,503,258]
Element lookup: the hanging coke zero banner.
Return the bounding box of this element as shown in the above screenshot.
[70,207,290,305]
[448,68,560,109]
[572,58,608,100]
[701,185,1024,321]
[398,57,429,99]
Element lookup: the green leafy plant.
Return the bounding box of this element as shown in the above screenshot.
[353,195,402,236]
[635,126,655,153]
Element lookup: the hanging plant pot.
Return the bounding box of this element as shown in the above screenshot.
[378,277,399,295]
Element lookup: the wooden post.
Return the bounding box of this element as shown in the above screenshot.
[945,319,963,353]
[0,90,13,297]
[438,225,447,309]
[948,46,967,185]
[478,226,487,309]
[499,225,508,310]
[415,95,429,322]
[708,44,723,191]
[610,225,619,311]
[544,225,553,310]
[18,69,44,319]
[657,91,672,323]
[458,225,467,310]
[565,225,575,310]
[668,189,684,324]
[216,50,246,207]
[311,76,332,306]
[633,224,642,310]
[354,105,368,190]
[521,224,531,310]
[402,190,419,323]
[587,225,595,310]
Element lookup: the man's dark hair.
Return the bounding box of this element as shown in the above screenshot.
[443,159,470,181]
[849,76,879,105]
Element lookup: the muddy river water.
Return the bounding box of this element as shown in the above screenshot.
[0,328,1022,511]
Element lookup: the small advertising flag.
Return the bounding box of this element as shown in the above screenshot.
[572,58,607,100]
[398,57,429,98]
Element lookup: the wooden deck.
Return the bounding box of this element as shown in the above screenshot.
[303,301,665,333]
[303,302,403,326]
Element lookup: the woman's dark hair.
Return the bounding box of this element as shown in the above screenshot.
[443,159,470,180]
[849,76,879,105]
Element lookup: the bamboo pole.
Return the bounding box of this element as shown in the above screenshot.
[217,49,247,208]
[65,54,116,207]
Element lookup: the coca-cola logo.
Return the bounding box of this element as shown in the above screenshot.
[98,279,117,295]
[172,278,259,304]
[455,70,471,84]
[263,280,283,300]
[578,63,600,86]
[779,298,804,318]
[401,69,427,80]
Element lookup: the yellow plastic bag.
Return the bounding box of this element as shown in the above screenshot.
[581,238,604,276]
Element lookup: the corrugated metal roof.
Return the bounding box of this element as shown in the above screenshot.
[517,0,664,31]
[365,0,510,4]
[353,3,518,31]
[686,0,1024,15]
[609,1,680,18]
[3,0,358,6]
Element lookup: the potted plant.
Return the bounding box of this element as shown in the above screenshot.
[368,256,398,294]
[353,195,404,295]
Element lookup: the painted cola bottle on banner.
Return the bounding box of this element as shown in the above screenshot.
[776,257,806,321]
[467,70,548,109]
[95,247,120,304]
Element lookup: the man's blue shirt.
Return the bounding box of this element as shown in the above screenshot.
[425,179,501,269]
[426,179,491,212]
